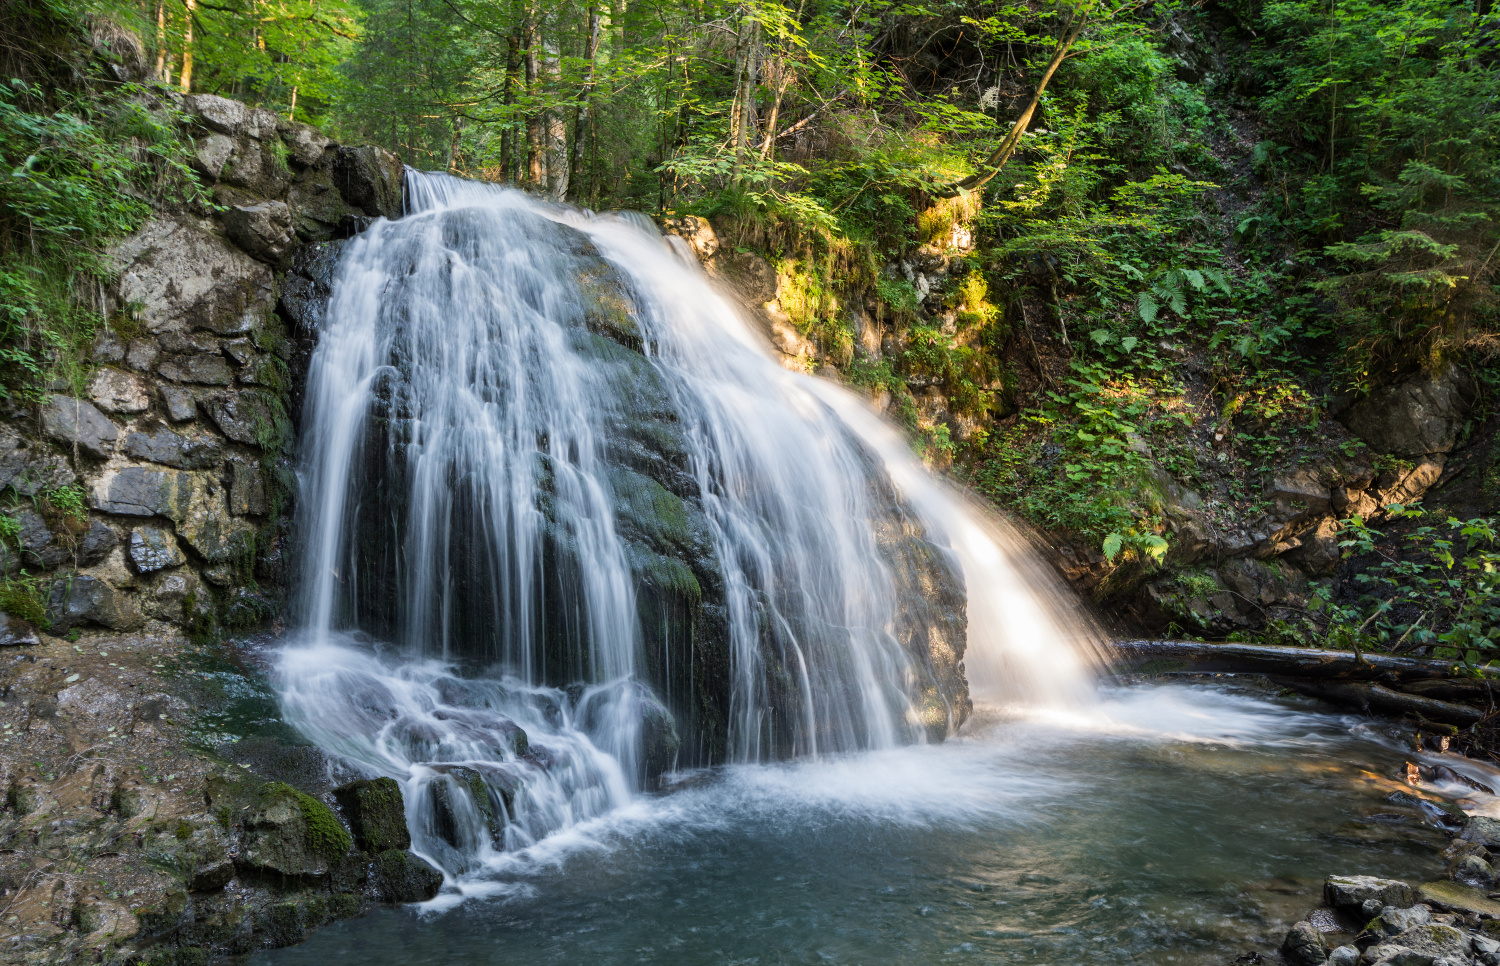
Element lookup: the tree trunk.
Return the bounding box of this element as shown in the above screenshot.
[1110,639,1460,682]
[178,0,195,93]
[729,11,762,182]
[501,28,521,181]
[154,2,167,82]
[543,43,568,199]
[568,4,602,203]
[524,11,542,186]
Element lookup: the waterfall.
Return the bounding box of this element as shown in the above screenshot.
[275,171,1100,882]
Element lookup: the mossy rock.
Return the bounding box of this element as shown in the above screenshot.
[239,781,352,878]
[370,850,443,903]
[333,777,410,853]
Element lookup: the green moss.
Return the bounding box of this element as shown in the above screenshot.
[0,576,50,628]
[262,781,352,861]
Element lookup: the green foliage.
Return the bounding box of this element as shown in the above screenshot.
[0,574,51,628]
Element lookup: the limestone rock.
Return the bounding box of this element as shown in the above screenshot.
[225,201,298,265]
[1281,920,1328,965]
[1343,364,1477,456]
[46,574,143,631]
[659,215,719,261]
[90,466,251,561]
[0,611,40,646]
[128,526,185,573]
[332,777,410,853]
[0,431,75,496]
[1270,468,1331,515]
[1326,875,1417,910]
[332,145,405,218]
[110,217,275,335]
[123,426,225,469]
[91,329,125,363]
[203,392,282,447]
[88,368,151,414]
[229,460,268,516]
[369,850,443,903]
[125,339,159,372]
[160,386,198,423]
[157,351,233,385]
[191,133,235,181]
[184,93,251,135]
[282,122,332,166]
[712,250,779,304]
[40,394,117,459]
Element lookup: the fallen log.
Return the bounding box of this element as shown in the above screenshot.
[1110,639,1461,683]
[1272,679,1486,727]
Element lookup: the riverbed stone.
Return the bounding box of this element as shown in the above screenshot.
[1371,904,1433,937]
[1418,880,1500,917]
[332,778,409,854]
[369,850,442,903]
[1390,923,1470,961]
[40,394,117,459]
[129,526,185,573]
[1282,920,1328,965]
[1327,947,1359,966]
[1462,817,1500,849]
[88,368,151,414]
[1326,875,1417,910]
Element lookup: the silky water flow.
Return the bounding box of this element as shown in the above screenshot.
[274,171,1101,882]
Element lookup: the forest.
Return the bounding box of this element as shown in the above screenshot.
[1,0,1498,656]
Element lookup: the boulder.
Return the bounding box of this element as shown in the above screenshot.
[1390,923,1471,961]
[369,850,443,903]
[658,215,719,261]
[40,394,117,459]
[0,432,75,497]
[332,145,405,218]
[157,352,234,385]
[90,467,251,561]
[184,94,251,135]
[88,368,151,414]
[123,426,225,469]
[110,218,275,335]
[282,122,332,166]
[1464,817,1500,848]
[1281,920,1328,965]
[160,386,198,423]
[1343,364,1477,456]
[128,526,185,573]
[1325,875,1417,910]
[46,575,143,632]
[1418,879,1500,917]
[1270,468,1331,515]
[0,611,40,647]
[1369,904,1432,937]
[712,251,779,304]
[1326,946,1359,966]
[225,201,298,265]
[240,782,352,879]
[332,777,410,853]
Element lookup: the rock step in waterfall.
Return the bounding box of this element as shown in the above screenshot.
[276,171,1099,879]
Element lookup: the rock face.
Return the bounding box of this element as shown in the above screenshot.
[332,778,410,853]
[1344,364,1477,457]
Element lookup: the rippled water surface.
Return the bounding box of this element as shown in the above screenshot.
[255,682,1466,966]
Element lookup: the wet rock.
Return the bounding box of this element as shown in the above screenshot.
[123,426,225,469]
[110,217,275,335]
[1462,817,1500,849]
[1326,875,1418,910]
[713,250,778,304]
[240,782,352,879]
[78,518,117,565]
[370,850,443,903]
[0,431,75,496]
[1474,934,1500,966]
[333,777,410,853]
[157,351,234,385]
[0,611,40,646]
[40,394,117,459]
[1418,880,1500,917]
[129,526,185,573]
[1361,944,1434,965]
[279,240,346,334]
[1371,904,1433,937]
[332,145,405,218]
[1343,364,1477,457]
[1455,854,1497,888]
[161,386,198,423]
[46,574,143,631]
[1327,946,1360,966]
[182,825,236,892]
[229,460,268,516]
[658,215,719,260]
[1281,920,1328,965]
[88,367,151,414]
[639,689,681,781]
[225,201,298,265]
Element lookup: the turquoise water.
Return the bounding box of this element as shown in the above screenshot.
[256,684,1458,966]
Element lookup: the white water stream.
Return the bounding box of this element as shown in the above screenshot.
[275,173,1103,881]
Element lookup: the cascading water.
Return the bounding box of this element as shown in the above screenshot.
[275,171,1101,882]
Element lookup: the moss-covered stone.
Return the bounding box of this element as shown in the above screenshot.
[370,849,443,903]
[239,781,351,878]
[333,777,410,853]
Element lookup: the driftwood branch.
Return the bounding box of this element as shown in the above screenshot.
[1110,639,1460,682]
